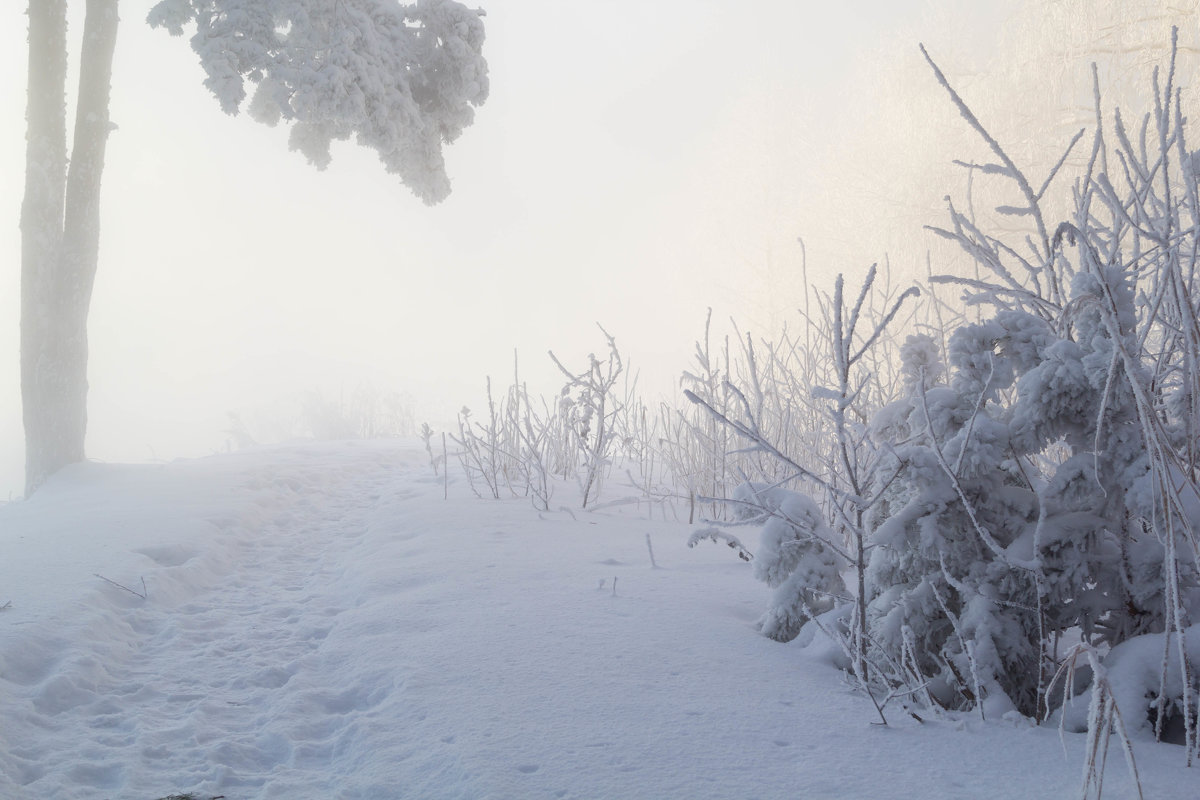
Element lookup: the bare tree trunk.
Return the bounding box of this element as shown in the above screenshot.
[21,0,70,495]
[20,0,119,496]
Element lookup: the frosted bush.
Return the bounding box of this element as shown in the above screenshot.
[866,38,1200,768]
[1058,626,1200,742]
[733,483,846,642]
[684,39,1200,773]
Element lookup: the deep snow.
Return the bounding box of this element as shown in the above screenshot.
[0,440,1192,799]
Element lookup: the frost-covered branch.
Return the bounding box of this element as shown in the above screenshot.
[149,0,490,204]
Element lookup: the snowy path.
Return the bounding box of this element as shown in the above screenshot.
[0,442,1191,799]
[2,445,470,798]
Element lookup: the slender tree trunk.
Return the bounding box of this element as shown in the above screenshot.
[21,0,69,495]
[21,0,119,496]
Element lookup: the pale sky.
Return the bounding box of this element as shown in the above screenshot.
[7,0,1179,498]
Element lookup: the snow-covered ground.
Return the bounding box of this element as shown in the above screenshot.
[0,440,1191,799]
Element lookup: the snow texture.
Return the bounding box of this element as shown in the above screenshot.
[0,441,1190,798]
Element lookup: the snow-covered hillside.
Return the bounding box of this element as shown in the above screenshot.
[0,441,1189,798]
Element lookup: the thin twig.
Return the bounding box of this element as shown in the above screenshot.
[94,573,147,600]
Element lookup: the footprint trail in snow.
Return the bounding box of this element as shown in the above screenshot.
[1,444,476,799]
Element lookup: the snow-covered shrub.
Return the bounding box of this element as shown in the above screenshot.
[440,327,666,511]
[676,267,921,528]
[685,268,922,705]
[452,378,510,500]
[419,423,443,476]
[670,310,737,523]
[865,36,1200,754]
[548,327,626,508]
[734,483,846,642]
[866,317,1056,716]
[508,381,558,512]
[685,38,1200,769]
[1057,627,1200,744]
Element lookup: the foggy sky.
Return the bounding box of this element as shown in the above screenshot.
[1,0,1151,498]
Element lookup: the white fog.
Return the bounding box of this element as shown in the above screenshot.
[0,0,1016,499]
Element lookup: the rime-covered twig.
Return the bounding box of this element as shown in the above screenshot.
[686,526,752,561]
[94,574,147,600]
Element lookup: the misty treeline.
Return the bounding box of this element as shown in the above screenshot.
[225,385,417,448]
[406,35,1200,791]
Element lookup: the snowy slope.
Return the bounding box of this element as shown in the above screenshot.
[0,441,1191,799]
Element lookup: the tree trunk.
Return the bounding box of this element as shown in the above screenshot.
[20,0,119,496]
[21,0,69,495]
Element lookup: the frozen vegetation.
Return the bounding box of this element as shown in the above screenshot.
[417,36,1200,797]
